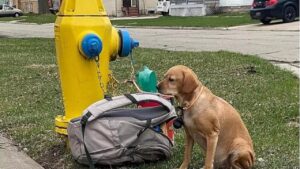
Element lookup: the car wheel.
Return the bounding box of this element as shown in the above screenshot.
[14,13,20,17]
[260,18,272,24]
[162,11,169,16]
[283,6,296,23]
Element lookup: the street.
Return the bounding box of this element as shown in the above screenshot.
[0,21,298,76]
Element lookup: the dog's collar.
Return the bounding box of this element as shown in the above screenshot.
[182,86,204,111]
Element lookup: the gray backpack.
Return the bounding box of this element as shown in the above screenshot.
[67,93,177,168]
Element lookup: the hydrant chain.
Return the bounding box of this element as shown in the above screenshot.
[95,56,106,94]
[130,52,136,80]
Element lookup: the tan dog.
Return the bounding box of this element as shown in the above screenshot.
[157,65,255,169]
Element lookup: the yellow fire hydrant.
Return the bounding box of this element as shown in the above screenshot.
[54,0,139,135]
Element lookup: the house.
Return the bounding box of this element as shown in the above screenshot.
[169,0,252,16]
[219,0,252,12]
[1,0,158,15]
[220,0,252,6]
[0,0,14,6]
[103,0,157,17]
[1,0,49,13]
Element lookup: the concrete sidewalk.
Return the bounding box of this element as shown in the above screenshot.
[0,133,44,169]
[229,20,299,31]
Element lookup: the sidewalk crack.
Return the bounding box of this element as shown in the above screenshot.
[268,60,300,68]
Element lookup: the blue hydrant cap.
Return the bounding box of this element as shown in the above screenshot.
[119,29,139,57]
[81,34,103,59]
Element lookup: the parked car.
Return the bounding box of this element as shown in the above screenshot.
[250,0,299,24]
[0,4,23,17]
[157,0,170,16]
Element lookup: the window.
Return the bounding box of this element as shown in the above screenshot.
[0,5,2,10]
[123,0,131,7]
[131,0,137,7]
[123,0,138,7]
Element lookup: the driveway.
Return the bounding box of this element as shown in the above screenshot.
[0,21,298,76]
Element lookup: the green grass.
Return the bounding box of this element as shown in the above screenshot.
[0,38,298,169]
[112,13,258,28]
[0,13,56,24]
[0,16,17,22]
[0,13,258,27]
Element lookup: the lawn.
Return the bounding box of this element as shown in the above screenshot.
[0,13,258,27]
[111,13,258,28]
[0,38,298,169]
[0,13,56,24]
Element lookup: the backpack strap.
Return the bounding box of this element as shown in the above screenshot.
[104,95,113,101]
[80,112,95,169]
[124,93,138,104]
[137,119,152,137]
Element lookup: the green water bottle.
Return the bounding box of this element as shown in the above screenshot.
[135,66,158,92]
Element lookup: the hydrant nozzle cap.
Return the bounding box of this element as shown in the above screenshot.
[81,33,103,59]
[118,29,139,57]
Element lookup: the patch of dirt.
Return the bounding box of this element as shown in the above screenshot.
[287,116,300,128]
[36,141,67,169]
[287,121,299,128]
[246,66,257,74]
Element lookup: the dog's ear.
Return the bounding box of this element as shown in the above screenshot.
[181,70,198,94]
